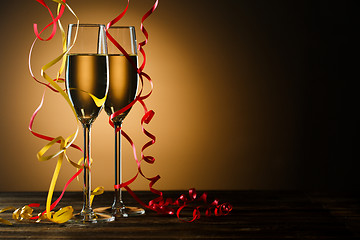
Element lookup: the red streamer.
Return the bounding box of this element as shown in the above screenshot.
[29,88,82,152]
[33,0,65,41]
[29,0,67,92]
[30,168,83,220]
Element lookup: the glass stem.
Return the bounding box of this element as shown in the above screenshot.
[81,124,95,220]
[113,122,125,212]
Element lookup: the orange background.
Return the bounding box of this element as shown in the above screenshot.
[0,0,354,191]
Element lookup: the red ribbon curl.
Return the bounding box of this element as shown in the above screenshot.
[29,0,67,92]
[33,0,65,41]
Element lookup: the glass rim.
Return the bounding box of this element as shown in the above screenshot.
[68,23,106,28]
[108,26,135,29]
[68,24,135,29]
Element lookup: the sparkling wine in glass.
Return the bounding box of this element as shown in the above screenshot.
[96,26,145,218]
[65,24,114,223]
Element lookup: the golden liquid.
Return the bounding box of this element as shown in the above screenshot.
[104,54,138,123]
[66,54,108,125]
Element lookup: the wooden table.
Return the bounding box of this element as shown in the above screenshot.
[1,191,359,239]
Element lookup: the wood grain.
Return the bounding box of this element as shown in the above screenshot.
[1,191,359,239]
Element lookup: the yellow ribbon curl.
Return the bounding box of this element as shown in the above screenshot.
[0,205,74,225]
[0,207,15,225]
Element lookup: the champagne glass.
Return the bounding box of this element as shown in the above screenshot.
[65,24,114,223]
[95,26,145,218]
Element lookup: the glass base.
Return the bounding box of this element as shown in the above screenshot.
[94,206,145,219]
[69,211,115,224]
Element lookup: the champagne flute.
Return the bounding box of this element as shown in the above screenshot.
[65,24,114,223]
[96,26,145,218]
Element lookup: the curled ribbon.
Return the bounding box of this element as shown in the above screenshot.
[12,204,74,224]
[175,189,233,222]
[0,207,15,225]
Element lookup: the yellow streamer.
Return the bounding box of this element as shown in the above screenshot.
[7,205,74,224]
[0,207,15,225]
[88,93,107,107]
[90,186,105,207]
[68,88,107,108]
[12,206,33,221]
[51,206,74,223]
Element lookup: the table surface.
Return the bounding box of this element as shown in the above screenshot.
[1,190,360,239]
